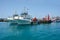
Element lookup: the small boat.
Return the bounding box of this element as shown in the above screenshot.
[31,17,38,24]
[56,20,60,22]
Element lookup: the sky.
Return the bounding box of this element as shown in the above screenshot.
[0,0,60,18]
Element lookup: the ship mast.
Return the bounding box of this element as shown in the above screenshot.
[48,14,50,20]
[23,7,29,13]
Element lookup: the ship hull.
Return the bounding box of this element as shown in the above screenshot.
[8,19,31,25]
[56,20,60,22]
[40,20,52,24]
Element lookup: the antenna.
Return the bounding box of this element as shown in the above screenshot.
[13,10,18,17]
[15,10,17,14]
[23,7,29,13]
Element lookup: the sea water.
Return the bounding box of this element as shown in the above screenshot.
[0,22,60,40]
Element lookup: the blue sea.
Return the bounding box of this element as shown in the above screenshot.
[0,22,60,40]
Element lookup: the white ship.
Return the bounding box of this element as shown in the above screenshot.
[7,12,32,25]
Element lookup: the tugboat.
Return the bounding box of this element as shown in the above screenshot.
[40,14,52,24]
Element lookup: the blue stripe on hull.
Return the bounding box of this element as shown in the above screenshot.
[8,19,31,24]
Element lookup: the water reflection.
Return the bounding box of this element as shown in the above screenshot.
[9,24,33,35]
